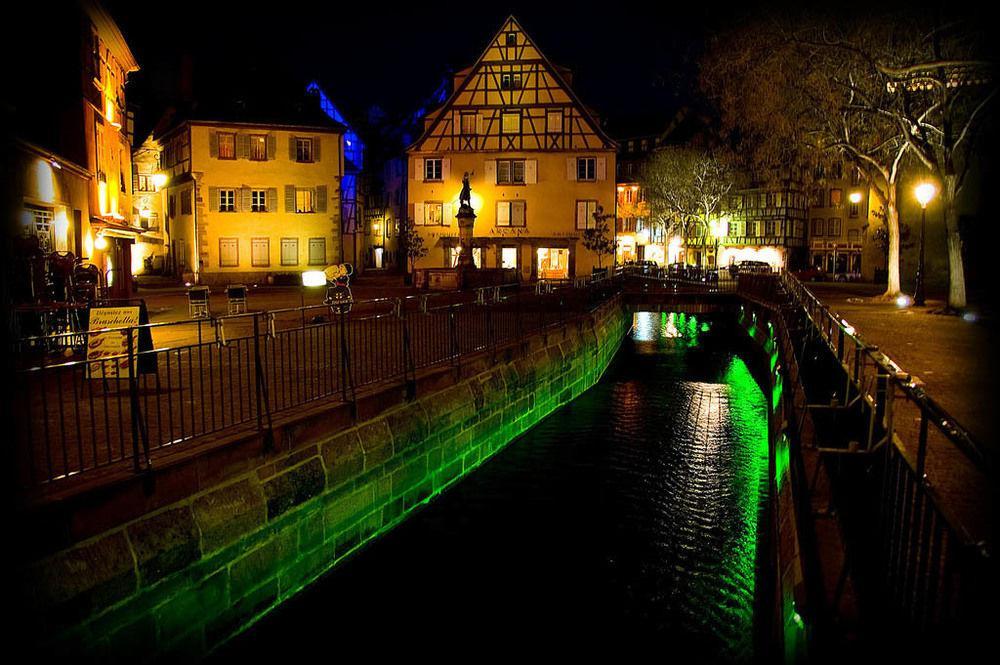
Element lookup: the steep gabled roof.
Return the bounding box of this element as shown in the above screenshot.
[408,15,616,152]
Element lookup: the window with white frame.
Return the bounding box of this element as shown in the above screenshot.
[500,73,522,90]
[577,157,596,181]
[496,159,525,185]
[308,237,326,265]
[812,219,825,236]
[501,111,520,134]
[576,200,598,229]
[828,218,842,236]
[280,237,298,265]
[295,188,313,213]
[501,246,518,269]
[219,189,235,212]
[251,189,267,212]
[251,238,269,266]
[219,238,239,266]
[496,200,526,227]
[424,158,442,181]
[295,137,313,163]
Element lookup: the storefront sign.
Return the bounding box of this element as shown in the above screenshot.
[87,306,140,379]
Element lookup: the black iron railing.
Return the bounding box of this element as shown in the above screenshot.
[739,271,992,642]
[13,278,623,490]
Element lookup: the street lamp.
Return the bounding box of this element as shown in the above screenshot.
[709,218,727,268]
[913,182,937,306]
[849,191,862,204]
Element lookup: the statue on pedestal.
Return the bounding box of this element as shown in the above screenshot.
[459,172,472,210]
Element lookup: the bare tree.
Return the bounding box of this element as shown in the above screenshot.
[702,10,994,305]
[640,146,736,262]
[582,205,617,270]
[400,217,427,282]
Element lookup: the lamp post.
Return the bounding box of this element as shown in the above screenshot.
[709,218,726,268]
[913,182,937,307]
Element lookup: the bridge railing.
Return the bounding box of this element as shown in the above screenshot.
[739,270,992,639]
[12,277,623,492]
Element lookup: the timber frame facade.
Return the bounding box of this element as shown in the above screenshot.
[407,16,617,281]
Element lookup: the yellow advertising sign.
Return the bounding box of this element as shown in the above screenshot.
[87,307,141,379]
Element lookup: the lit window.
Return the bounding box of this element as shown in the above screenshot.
[219,189,235,212]
[249,135,267,161]
[501,246,518,269]
[829,189,843,207]
[251,189,267,212]
[295,189,313,213]
[218,133,236,159]
[577,157,596,181]
[296,138,313,162]
[500,73,522,90]
[424,158,443,181]
[502,112,520,134]
[425,202,444,225]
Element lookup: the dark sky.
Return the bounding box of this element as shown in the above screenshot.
[102,0,728,140]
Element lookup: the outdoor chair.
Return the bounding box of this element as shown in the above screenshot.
[226,284,248,315]
[187,286,211,318]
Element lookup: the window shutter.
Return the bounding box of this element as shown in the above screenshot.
[288,136,297,161]
[499,201,512,226]
[209,187,219,211]
[267,187,278,212]
[315,185,328,212]
[209,131,219,158]
[513,200,526,226]
[576,201,587,226]
[567,158,577,181]
[240,187,251,212]
[266,134,276,160]
[313,136,321,161]
[596,157,607,181]
[285,185,296,213]
[525,160,537,184]
[413,201,424,225]
[484,160,496,183]
[476,114,484,136]
[415,158,424,181]
[442,158,451,182]
[442,202,453,223]
[236,134,249,159]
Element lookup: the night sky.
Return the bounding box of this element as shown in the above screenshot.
[102,0,728,141]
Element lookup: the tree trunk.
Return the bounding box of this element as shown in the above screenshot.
[882,185,902,298]
[941,174,967,309]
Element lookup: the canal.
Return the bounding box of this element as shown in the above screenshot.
[213,311,770,661]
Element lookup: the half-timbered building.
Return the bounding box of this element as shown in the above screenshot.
[407,16,617,280]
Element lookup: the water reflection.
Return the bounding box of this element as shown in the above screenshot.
[215,311,768,662]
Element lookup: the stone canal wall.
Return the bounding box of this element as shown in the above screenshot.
[18,296,630,661]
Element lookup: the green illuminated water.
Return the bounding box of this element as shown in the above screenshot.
[215,311,769,661]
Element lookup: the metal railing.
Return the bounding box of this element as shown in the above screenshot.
[738,271,992,640]
[13,278,622,491]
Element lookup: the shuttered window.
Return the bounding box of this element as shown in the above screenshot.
[295,189,313,213]
[502,112,520,134]
[425,202,444,226]
[546,111,562,134]
[219,189,235,212]
[496,159,525,184]
[219,238,239,267]
[295,138,313,162]
[280,238,298,265]
[424,158,442,181]
[249,135,267,161]
[308,237,326,265]
[251,189,267,212]
[496,201,526,227]
[576,200,598,230]
[460,113,477,135]
[218,133,235,159]
[251,238,269,266]
[577,158,596,181]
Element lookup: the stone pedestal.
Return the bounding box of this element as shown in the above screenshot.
[455,203,476,269]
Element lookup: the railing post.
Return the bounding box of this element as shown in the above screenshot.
[400,303,416,400]
[126,327,149,472]
[253,313,274,451]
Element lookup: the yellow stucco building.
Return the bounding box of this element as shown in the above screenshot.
[150,115,345,285]
[407,16,617,281]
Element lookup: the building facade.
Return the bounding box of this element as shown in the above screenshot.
[151,119,344,285]
[407,17,617,281]
[7,0,140,299]
[131,135,169,276]
[807,165,883,280]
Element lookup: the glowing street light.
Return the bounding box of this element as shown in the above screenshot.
[849,191,863,204]
[152,172,168,190]
[913,182,937,307]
